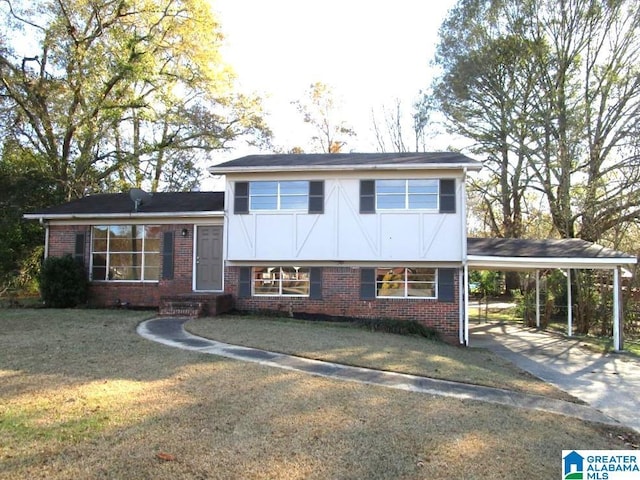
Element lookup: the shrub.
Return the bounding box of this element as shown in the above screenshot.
[354,317,440,340]
[39,255,88,308]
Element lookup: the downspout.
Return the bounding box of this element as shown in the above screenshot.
[41,218,49,259]
[461,167,469,346]
[613,266,621,351]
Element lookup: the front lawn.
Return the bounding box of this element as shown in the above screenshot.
[187,315,575,401]
[0,309,636,479]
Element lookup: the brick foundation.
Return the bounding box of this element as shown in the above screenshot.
[225,266,461,338]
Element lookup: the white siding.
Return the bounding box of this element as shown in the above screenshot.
[225,172,466,263]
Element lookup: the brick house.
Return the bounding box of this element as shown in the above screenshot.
[25,152,639,347]
[26,152,482,341]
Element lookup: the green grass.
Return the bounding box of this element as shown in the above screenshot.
[1,308,638,479]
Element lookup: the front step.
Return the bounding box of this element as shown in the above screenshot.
[159,293,233,317]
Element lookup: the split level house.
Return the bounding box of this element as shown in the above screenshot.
[25,152,637,347]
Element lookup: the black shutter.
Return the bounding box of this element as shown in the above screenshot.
[234,181,249,214]
[310,267,323,299]
[438,268,456,303]
[439,179,456,213]
[74,233,85,263]
[308,181,324,214]
[360,268,376,300]
[238,267,252,298]
[360,180,375,213]
[162,231,174,280]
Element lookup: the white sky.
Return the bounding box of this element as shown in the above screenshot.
[208,0,457,166]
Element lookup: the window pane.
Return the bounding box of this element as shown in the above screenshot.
[91,254,107,281]
[280,195,308,210]
[407,285,435,297]
[280,181,309,195]
[109,225,134,252]
[250,196,278,210]
[109,253,141,280]
[92,226,108,252]
[407,268,436,297]
[376,268,405,297]
[253,267,280,295]
[376,180,405,194]
[377,194,406,209]
[409,194,438,209]
[144,225,162,239]
[250,181,278,195]
[408,180,438,193]
[144,253,161,281]
[282,267,309,295]
[407,268,436,282]
[144,226,162,253]
[144,238,161,253]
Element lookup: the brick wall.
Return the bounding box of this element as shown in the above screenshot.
[225,266,461,338]
[48,224,196,308]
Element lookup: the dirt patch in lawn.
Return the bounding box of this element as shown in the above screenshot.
[1,309,637,480]
[186,315,577,402]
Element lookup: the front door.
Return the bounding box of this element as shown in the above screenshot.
[195,225,223,290]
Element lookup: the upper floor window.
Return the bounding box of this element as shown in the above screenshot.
[376,179,439,210]
[91,225,161,282]
[250,181,309,211]
[235,180,324,214]
[360,179,455,214]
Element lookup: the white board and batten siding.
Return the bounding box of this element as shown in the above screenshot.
[224,170,468,263]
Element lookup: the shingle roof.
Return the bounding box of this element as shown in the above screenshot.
[210,152,482,173]
[25,191,224,218]
[468,237,635,260]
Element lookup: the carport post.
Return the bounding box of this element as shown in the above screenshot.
[613,267,621,351]
[464,264,470,346]
[567,269,572,336]
[535,270,541,328]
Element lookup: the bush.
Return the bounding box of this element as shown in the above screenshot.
[353,317,440,340]
[39,255,88,308]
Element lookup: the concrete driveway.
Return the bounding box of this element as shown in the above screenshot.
[470,321,640,433]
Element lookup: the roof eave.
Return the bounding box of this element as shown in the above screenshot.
[23,211,225,221]
[209,163,483,175]
[468,255,637,270]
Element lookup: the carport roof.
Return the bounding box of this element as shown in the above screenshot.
[468,237,637,270]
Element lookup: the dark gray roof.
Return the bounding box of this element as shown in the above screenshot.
[468,237,635,260]
[210,152,482,172]
[26,191,224,217]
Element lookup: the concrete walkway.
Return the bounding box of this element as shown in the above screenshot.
[470,321,640,433]
[138,318,623,429]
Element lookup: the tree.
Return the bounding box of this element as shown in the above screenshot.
[0,0,270,198]
[292,82,355,153]
[432,0,640,333]
[433,0,640,245]
[432,0,543,240]
[0,141,61,291]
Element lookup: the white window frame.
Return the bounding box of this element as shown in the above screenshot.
[90,225,161,283]
[375,267,438,299]
[375,179,439,211]
[249,181,309,212]
[252,266,311,297]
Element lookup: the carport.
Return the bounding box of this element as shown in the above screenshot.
[461,238,638,351]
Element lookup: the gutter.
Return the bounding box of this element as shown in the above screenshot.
[209,162,484,175]
[23,211,225,221]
